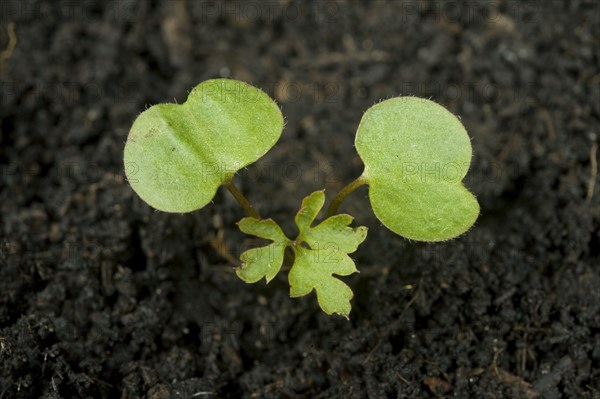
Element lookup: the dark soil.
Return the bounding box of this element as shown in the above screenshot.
[1,1,600,398]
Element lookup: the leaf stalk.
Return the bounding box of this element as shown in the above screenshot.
[326,175,368,217]
[224,180,260,219]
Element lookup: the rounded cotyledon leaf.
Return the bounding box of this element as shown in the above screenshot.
[123,79,284,212]
[355,97,480,241]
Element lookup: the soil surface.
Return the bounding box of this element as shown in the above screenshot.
[1,1,600,398]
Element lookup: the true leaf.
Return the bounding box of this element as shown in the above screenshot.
[236,218,290,284]
[123,79,284,212]
[288,191,368,317]
[355,97,479,241]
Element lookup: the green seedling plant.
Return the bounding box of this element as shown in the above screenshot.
[124,79,479,318]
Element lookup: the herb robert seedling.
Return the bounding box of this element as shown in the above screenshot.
[124,79,479,318]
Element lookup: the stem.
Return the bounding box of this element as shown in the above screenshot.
[224,180,260,219]
[327,175,368,217]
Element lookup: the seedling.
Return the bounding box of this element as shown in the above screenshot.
[124,79,479,317]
